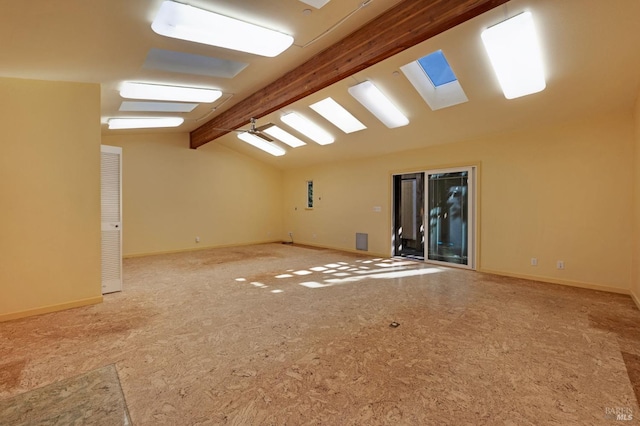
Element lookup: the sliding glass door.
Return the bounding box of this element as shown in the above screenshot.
[392,167,475,268]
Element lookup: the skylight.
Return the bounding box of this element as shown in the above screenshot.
[481,11,546,99]
[417,50,457,87]
[281,113,334,145]
[151,1,294,57]
[400,50,468,111]
[310,97,366,133]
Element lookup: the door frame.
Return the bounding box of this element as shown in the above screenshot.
[101,144,123,294]
[390,165,477,270]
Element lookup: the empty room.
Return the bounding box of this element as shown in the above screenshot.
[2,0,640,424]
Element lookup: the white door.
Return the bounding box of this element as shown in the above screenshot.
[101,145,122,293]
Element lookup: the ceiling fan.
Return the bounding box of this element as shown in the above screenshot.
[213,117,275,142]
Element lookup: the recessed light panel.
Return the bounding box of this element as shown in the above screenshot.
[152,1,294,57]
[348,81,409,128]
[310,97,366,133]
[481,11,546,99]
[238,132,286,156]
[144,48,248,79]
[119,101,198,113]
[299,0,331,9]
[263,126,307,148]
[120,82,222,103]
[108,117,184,130]
[281,113,334,145]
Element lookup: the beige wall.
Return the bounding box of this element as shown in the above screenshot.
[101,133,283,257]
[633,90,640,304]
[283,111,634,292]
[0,77,102,321]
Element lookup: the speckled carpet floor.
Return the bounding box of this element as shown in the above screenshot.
[1,243,640,425]
[0,364,130,425]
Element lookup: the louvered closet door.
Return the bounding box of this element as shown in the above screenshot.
[101,145,122,294]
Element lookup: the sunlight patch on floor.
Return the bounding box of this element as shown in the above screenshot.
[235,257,444,294]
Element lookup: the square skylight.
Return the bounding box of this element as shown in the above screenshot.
[417,50,457,87]
[400,50,468,111]
[119,101,198,113]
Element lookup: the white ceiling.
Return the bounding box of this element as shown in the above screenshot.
[2,0,640,169]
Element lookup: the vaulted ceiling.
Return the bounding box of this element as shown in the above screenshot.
[2,0,640,169]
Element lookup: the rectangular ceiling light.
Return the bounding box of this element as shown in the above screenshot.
[348,81,409,128]
[108,117,184,130]
[281,112,334,145]
[152,1,294,57]
[119,101,198,113]
[120,82,222,103]
[299,0,331,9]
[481,11,546,99]
[238,132,286,156]
[310,97,366,133]
[263,125,306,148]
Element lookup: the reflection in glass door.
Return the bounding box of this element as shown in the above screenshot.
[427,169,474,267]
[392,173,425,260]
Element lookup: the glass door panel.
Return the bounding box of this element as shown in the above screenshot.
[427,171,470,266]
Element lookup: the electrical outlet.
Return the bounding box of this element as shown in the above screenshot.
[531,258,537,266]
[195,236,200,243]
[557,260,564,270]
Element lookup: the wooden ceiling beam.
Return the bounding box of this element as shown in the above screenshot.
[190,0,509,149]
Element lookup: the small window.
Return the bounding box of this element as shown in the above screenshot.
[306,180,314,209]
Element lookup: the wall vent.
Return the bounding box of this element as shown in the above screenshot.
[356,233,368,251]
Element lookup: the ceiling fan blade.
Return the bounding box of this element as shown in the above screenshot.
[211,127,248,133]
[253,132,274,142]
[255,123,275,132]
